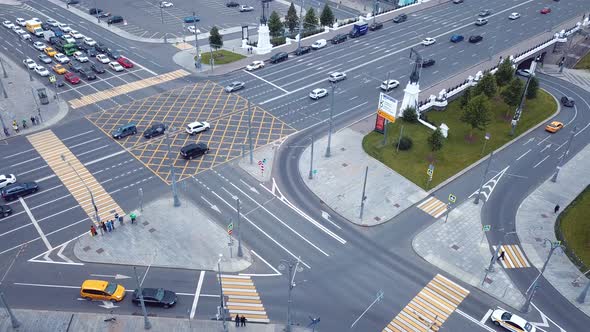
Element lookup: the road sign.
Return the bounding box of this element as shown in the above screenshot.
[227,222,233,235]
[427,164,434,176]
[377,93,398,122]
[49,75,56,83]
[448,194,456,203]
[483,225,491,232]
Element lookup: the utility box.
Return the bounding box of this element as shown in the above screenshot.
[37,88,49,105]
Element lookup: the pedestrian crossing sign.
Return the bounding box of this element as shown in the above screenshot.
[49,75,56,83]
[483,225,491,232]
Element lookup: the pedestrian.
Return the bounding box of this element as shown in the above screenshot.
[114,212,119,224]
[497,250,505,261]
[240,315,246,327]
[90,225,97,236]
[22,119,27,129]
[130,212,137,224]
[30,116,36,125]
[111,218,115,230]
[554,204,560,214]
[108,220,113,232]
[35,115,40,124]
[13,124,19,133]
[12,120,16,127]
[118,214,124,225]
[101,221,107,233]
[235,314,240,327]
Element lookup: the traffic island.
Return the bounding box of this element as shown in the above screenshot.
[362,89,557,189]
[73,195,252,271]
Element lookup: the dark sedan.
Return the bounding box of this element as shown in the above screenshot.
[90,63,105,74]
[421,59,436,67]
[1,182,39,201]
[393,14,407,23]
[295,46,312,56]
[143,123,166,138]
[95,43,109,53]
[0,205,12,218]
[79,69,97,81]
[132,288,177,308]
[469,35,483,43]
[226,1,239,7]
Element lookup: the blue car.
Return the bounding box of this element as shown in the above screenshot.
[184,16,200,23]
[450,34,464,43]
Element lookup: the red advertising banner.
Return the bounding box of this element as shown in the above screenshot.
[374,114,385,134]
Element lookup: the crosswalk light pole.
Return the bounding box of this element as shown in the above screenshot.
[193,11,201,69]
[166,133,181,207]
[551,126,577,182]
[359,166,369,219]
[133,266,152,330]
[236,198,243,257]
[298,0,305,50]
[61,154,100,232]
[0,292,20,328]
[247,101,254,164]
[576,278,590,304]
[474,151,493,205]
[217,254,228,332]
[308,136,314,179]
[0,56,8,78]
[522,239,563,312]
[325,82,335,157]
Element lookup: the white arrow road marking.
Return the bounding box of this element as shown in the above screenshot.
[99,301,119,309]
[321,210,342,230]
[201,196,221,214]
[57,244,73,264]
[468,166,510,202]
[240,179,260,194]
[540,144,552,153]
[531,303,567,332]
[90,274,131,280]
[20,197,52,250]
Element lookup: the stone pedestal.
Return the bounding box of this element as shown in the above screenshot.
[255,24,272,55]
[399,82,420,117]
[241,39,248,49]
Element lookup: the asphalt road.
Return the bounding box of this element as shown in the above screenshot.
[1,0,589,330]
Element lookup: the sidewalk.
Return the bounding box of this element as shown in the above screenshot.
[0,52,69,141]
[73,195,252,272]
[516,143,590,316]
[539,65,590,92]
[0,309,305,332]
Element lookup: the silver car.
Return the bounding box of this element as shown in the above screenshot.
[328,72,347,83]
[225,81,245,92]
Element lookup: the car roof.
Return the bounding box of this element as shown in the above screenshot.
[189,121,204,126]
[82,279,108,290]
[508,314,529,327]
[312,88,324,93]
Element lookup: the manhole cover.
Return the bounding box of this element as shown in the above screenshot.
[394,203,400,208]
[96,248,104,254]
[534,237,543,242]
[83,246,91,252]
[451,244,460,250]
[342,163,348,167]
[149,228,156,233]
[541,213,548,218]
[374,216,381,221]
[484,277,493,284]
[142,221,149,226]
[340,147,346,151]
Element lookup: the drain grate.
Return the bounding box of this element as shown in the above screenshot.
[96,248,104,254]
[149,228,156,233]
[83,246,91,252]
[394,203,400,208]
[374,216,381,221]
[142,221,149,226]
[342,163,348,167]
[451,244,460,250]
[483,277,493,284]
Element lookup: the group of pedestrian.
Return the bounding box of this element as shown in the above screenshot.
[11,116,40,134]
[246,47,253,54]
[89,212,139,236]
[234,314,247,327]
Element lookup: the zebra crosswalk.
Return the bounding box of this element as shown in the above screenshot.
[219,274,269,323]
[492,245,530,269]
[383,274,469,332]
[416,196,448,218]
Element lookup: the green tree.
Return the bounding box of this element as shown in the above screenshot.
[208,26,223,52]
[402,106,418,123]
[473,73,497,98]
[461,95,491,138]
[427,128,444,152]
[303,7,318,31]
[460,87,472,109]
[501,78,524,107]
[526,76,539,99]
[319,4,335,27]
[285,2,299,33]
[495,58,515,86]
[268,11,283,37]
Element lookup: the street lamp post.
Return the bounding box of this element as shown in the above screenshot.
[193,11,201,69]
[359,166,368,219]
[95,0,100,22]
[133,266,152,330]
[279,257,302,332]
[521,239,564,312]
[247,101,254,164]
[308,136,314,179]
[21,42,32,82]
[297,0,305,50]
[0,56,7,78]
[217,254,228,332]
[474,151,494,205]
[166,132,181,207]
[325,82,335,157]
[236,198,243,257]
[551,126,577,182]
[0,292,20,328]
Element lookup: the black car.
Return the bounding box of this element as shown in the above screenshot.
[0,205,12,218]
[143,123,166,138]
[85,48,97,57]
[270,52,288,63]
[79,69,97,81]
[107,15,124,24]
[478,9,492,17]
[561,96,575,107]
[90,63,105,74]
[68,62,84,73]
[295,46,312,56]
[421,59,436,67]
[226,1,240,7]
[75,42,88,51]
[132,288,177,308]
[98,12,111,18]
[67,0,80,4]
[95,43,108,53]
[41,23,51,31]
[181,143,209,160]
[112,123,137,139]
[393,14,407,23]
[369,22,383,31]
[106,48,121,59]
[331,34,347,44]
[469,35,483,43]
[1,182,39,201]
[89,8,103,15]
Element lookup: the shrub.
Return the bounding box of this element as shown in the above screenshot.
[397,136,413,151]
[402,107,418,123]
[270,36,286,46]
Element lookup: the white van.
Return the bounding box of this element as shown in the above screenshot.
[311,39,327,50]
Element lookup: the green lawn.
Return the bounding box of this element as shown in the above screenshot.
[557,186,590,271]
[199,50,245,65]
[574,51,590,70]
[362,90,557,189]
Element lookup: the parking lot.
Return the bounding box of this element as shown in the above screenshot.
[86,81,295,183]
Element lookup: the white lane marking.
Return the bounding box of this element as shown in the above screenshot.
[19,165,50,177]
[3,149,35,159]
[516,149,531,161]
[57,244,74,264]
[533,155,550,168]
[10,156,41,168]
[127,57,157,75]
[243,70,289,93]
[240,250,281,277]
[531,303,567,332]
[14,282,79,289]
[20,197,52,251]
[540,144,552,153]
[536,135,550,146]
[190,271,205,319]
[480,309,493,324]
[456,309,496,332]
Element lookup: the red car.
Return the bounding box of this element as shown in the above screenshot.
[540,7,551,14]
[64,72,80,84]
[117,57,134,68]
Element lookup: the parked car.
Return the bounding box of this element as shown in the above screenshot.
[269,52,288,63]
[0,174,16,189]
[68,62,83,73]
[46,18,59,27]
[85,48,97,57]
[73,51,89,63]
[392,14,407,23]
[90,63,106,74]
[117,57,133,68]
[540,7,551,14]
[107,16,124,24]
[54,53,70,64]
[469,35,483,43]
[508,12,521,20]
[143,123,166,138]
[452,0,463,3]
[225,81,245,92]
[516,69,532,77]
[52,64,67,74]
[369,22,383,31]
[80,280,125,302]
[109,61,125,72]
[79,69,97,81]
[331,34,347,44]
[295,46,312,56]
[186,121,210,135]
[180,143,209,160]
[475,18,488,26]
[23,58,37,69]
[33,41,46,51]
[96,54,110,64]
[160,1,174,8]
[38,54,52,64]
[311,39,327,49]
[44,47,57,57]
[328,72,346,83]
[239,5,254,12]
[183,16,199,23]
[132,288,177,308]
[69,30,84,39]
[490,309,536,332]
[479,9,492,17]
[106,48,121,59]
[1,182,39,201]
[83,37,97,46]
[561,96,575,107]
[112,123,137,139]
[3,20,15,29]
[226,1,240,7]
[34,65,50,77]
[89,8,103,15]
[422,37,436,46]
[309,88,328,100]
[95,43,109,53]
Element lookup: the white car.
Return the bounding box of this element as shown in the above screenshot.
[516,69,533,77]
[508,12,521,20]
[23,58,37,69]
[239,5,254,12]
[309,88,328,100]
[422,37,436,46]
[96,54,110,64]
[160,1,174,7]
[246,60,264,71]
[328,72,347,83]
[46,18,59,27]
[380,79,400,91]
[83,37,96,46]
[490,308,536,332]
[54,53,70,64]
[34,65,50,77]
[186,121,210,135]
[19,32,31,41]
[109,61,124,72]
[2,20,14,29]
[73,51,89,62]
[31,17,42,23]
[311,39,327,49]
[69,30,84,39]
[61,35,76,44]
[0,174,16,189]
[16,18,26,26]
[58,23,72,32]
[187,26,200,34]
[33,41,46,51]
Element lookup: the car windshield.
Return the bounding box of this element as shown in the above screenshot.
[501,312,512,321]
[104,283,117,295]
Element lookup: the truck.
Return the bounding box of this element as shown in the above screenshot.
[25,20,43,37]
[43,30,55,43]
[62,43,78,56]
[349,22,368,38]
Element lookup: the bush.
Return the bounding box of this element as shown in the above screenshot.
[270,36,286,46]
[396,136,413,151]
[402,107,418,123]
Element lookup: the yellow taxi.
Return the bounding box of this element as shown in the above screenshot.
[545,121,563,133]
[52,64,67,75]
[44,47,57,57]
[80,280,126,302]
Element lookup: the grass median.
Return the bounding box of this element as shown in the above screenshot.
[574,51,590,70]
[200,50,245,65]
[362,89,557,189]
[557,186,590,271]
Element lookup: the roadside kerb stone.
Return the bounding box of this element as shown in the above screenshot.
[73,195,252,272]
[413,200,526,309]
[297,127,427,226]
[516,143,590,316]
